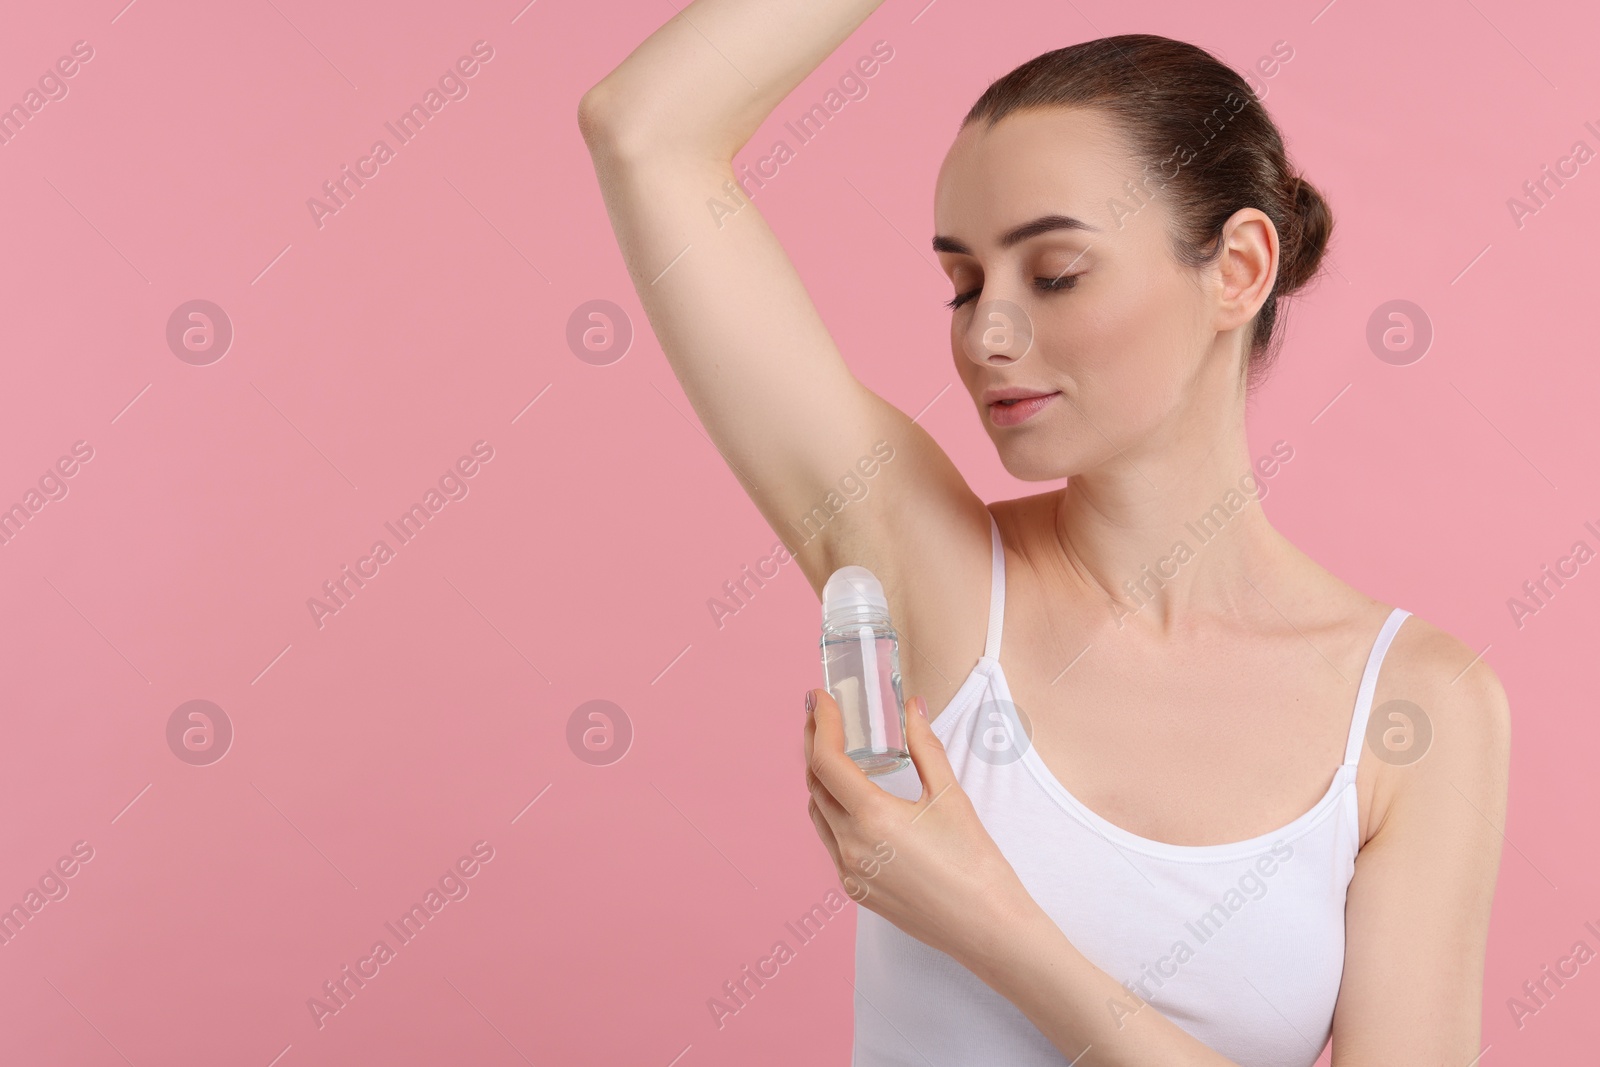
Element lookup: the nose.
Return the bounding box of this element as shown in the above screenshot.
[960,296,1035,367]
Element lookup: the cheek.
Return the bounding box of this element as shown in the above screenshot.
[1074,266,1195,381]
[1040,278,1196,429]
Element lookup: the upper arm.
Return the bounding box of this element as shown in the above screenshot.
[579,100,982,595]
[1329,629,1511,1064]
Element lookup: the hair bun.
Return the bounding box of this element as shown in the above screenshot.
[1283,175,1332,293]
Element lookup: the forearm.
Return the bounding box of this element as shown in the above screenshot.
[578,0,884,160]
[969,896,1243,1067]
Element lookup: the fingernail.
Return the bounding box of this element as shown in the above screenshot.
[805,690,816,714]
[914,696,926,719]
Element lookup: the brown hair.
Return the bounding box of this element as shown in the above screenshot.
[961,34,1331,393]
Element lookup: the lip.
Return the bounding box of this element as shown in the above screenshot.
[983,387,1061,427]
[981,386,1059,405]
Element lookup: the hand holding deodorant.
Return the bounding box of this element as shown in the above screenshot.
[821,565,910,775]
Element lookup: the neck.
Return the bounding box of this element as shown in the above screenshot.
[1050,395,1290,636]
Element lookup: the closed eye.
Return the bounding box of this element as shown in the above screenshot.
[945,274,1081,311]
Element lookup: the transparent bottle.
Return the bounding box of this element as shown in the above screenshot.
[820,565,909,776]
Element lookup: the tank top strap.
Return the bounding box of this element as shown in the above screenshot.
[984,510,1006,661]
[1342,606,1412,767]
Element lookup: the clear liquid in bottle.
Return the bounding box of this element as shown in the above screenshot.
[821,566,909,776]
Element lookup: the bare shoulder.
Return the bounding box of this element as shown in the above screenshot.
[1377,612,1511,768]
[1364,610,1512,841]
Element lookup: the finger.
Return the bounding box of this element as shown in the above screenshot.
[803,687,817,767]
[807,795,843,868]
[803,691,849,826]
[806,762,849,825]
[809,794,875,905]
[806,687,876,815]
[904,695,959,804]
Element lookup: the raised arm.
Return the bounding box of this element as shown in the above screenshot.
[576,0,985,597]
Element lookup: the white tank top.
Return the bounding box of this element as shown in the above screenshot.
[852,512,1411,1066]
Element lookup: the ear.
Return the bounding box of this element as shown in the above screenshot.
[1213,207,1277,334]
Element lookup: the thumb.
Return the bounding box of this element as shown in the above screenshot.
[904,695,957,800]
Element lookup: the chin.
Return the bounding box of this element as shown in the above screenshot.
[992,439,1079,482]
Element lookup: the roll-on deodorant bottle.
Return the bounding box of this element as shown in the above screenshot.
[820,565,909,776]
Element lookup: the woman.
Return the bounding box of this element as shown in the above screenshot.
[579,6,1509,1064]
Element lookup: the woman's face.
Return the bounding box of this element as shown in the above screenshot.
[933,106,1242,482]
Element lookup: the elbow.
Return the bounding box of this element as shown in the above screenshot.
[576,82,615,144]
[578,81,648,160]
[580,80,725,163]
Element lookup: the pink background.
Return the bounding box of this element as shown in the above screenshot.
[2,0,1597,1063]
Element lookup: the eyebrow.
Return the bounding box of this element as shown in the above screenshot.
[932,213,1100,256]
